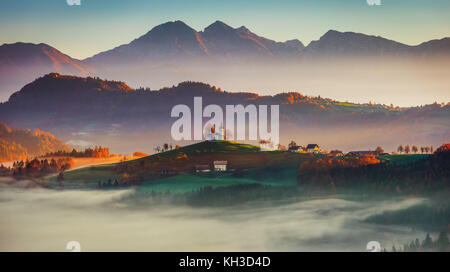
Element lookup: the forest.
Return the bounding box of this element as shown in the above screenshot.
[0,157,74,179]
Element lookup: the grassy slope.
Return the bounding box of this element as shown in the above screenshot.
[49,142,431,191]
[46,163,121,189]
[379,154,430,165]
[47,141,314,190]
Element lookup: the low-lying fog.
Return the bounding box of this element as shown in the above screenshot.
[0,178,425,252]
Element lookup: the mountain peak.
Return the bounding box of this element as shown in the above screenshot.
[166,20,191,29]
[0,42,57,53]
[304,29,410,57]
[204,20,234,33]
[145,20,197,36]
[324,29,341,35]
[284,39,305,49]
[237,26,250,32]
[319,29,349,40]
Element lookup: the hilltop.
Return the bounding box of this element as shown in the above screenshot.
[48,141,315,189]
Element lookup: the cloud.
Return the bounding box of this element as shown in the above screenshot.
[0,184,426,251]
[66,139,93,147]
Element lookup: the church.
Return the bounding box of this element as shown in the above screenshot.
[205,124,225,141]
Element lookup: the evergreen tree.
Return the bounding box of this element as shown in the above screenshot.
[422,233,433,250]
[436,231,449,252]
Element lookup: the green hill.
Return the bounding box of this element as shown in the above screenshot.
[47,141,315,189]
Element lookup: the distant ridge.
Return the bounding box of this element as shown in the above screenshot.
[0,42,93,75]
[0,73,448,153]
[303,30,411,57]
[86,21,450,63]
[0,42,96,101]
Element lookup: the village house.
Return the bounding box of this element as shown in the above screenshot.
[306,144,320,154]
[288,145,304,152]
[329,150,344,157]
[213,161,227,171]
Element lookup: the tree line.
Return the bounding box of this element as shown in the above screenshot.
[397,144,433,154]
[297,144,449,194]
[0,157,74,178]
[153,143,180,153]
[45,146,110,158]
[386,232,449,252]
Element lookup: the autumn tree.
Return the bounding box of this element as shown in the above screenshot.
[404,145,410,154]
[397,145,404,154]
[422,233,433,250]
[375,146,384,155]
[412,145,418,154]
[259,139,271,145]
[435,143,450,153]
[288,140,297,149]
[278,144,287,151]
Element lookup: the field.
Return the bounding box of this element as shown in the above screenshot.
[379,154,430,165]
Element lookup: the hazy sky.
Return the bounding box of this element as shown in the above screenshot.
[1,0,450,59]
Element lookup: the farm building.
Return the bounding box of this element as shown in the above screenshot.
[306,144,320,153]
[213,161,227,171]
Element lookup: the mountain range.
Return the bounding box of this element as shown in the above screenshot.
[0,73,448,154]
[1,20,449,102]
[85,20,306,65]
[86,21,450,63]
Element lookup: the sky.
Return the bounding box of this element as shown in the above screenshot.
[1,0,450,59]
